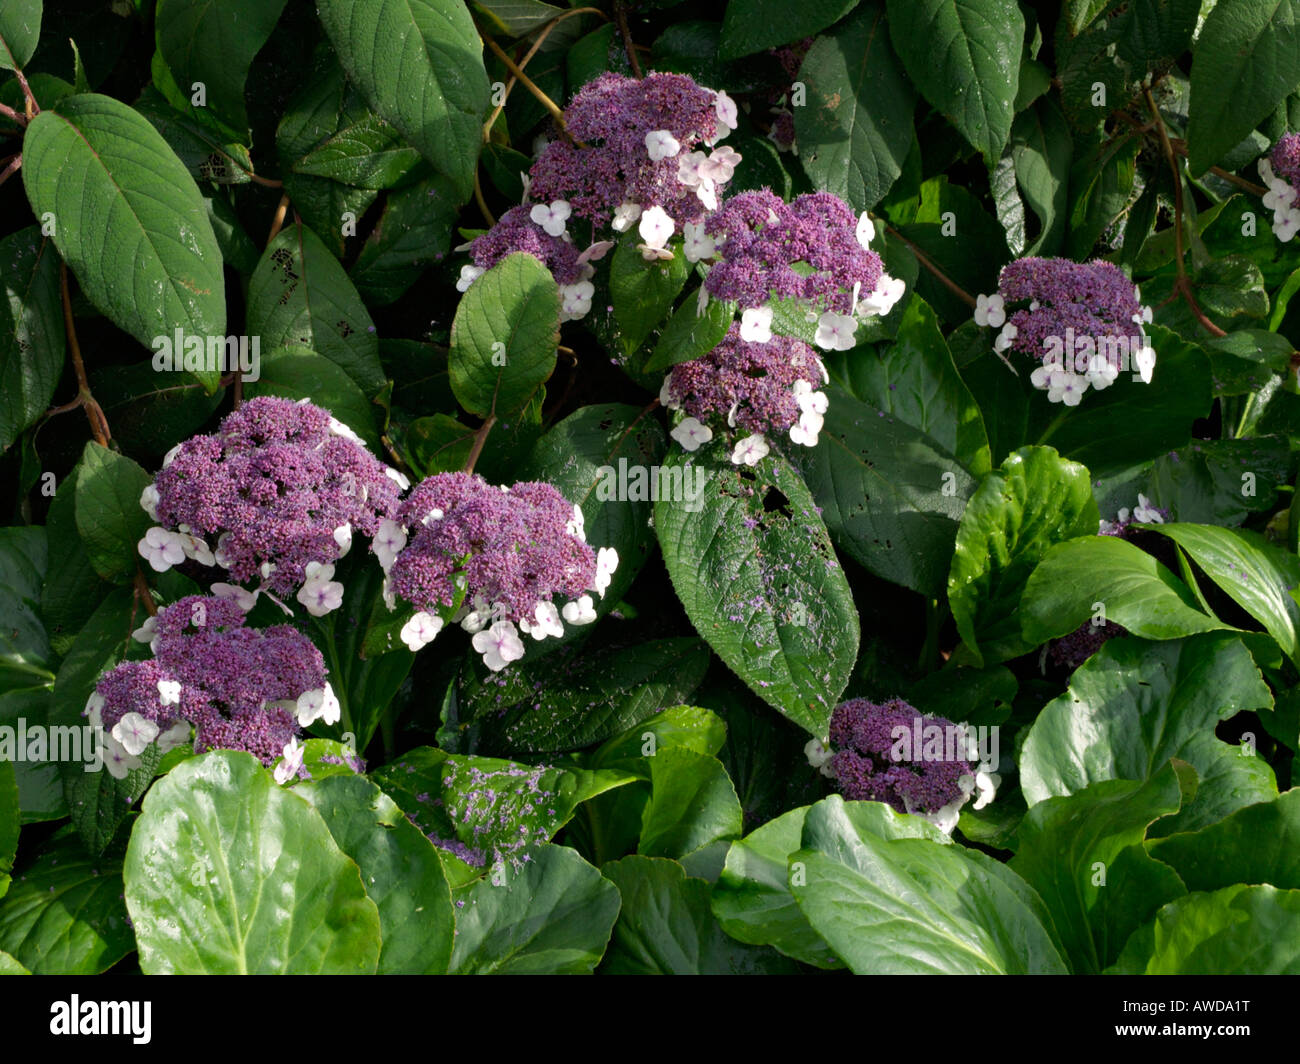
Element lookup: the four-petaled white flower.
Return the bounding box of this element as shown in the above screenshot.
[384,466,411,491]
[457,264,485,292]
[274,738,305,786]
[140,483,161,520]
[1273,206,1300,242]
[814,310,857,351]
[611,203,643,232]
[297,561,344,617]
[328,417,366,446]
[373,518,407,571]
[560,280,595,322]
[138,527,186,572]
[296,683,341,727]
[400,610,444,652]
[682,221,716,263]
[993,322,1018,353]
[529,199,571,236]
[1132,342,1156,384]
[731,434,770,466]
[973,292,1006,328]
[157,679,182,707]
[566,504,586,541]
[645,129,681,161]
[522,601,565,641]
[740,306,773,343]
[1133,493,1164,524]
[637,206,675,256]
[562,594,597,626]
[594,547,619,598]
[857,274,906,318]
[472,620,526,672]
[855,211,875,249]
[1030,365,1088,406]
[670,416,713,452]
[100,734,142,780]
[712,90,738,141]
[112,712,160,757]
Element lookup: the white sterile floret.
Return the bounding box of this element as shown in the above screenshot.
[562,594,597,625]
[472,620,526,672]
[155,720,191,756]
[993,322,1018,353]
[1033,367,1088,406]
[138,527,186,572]
[140,483,161,520]
[637,206,675,257]
[400,610,445,652]
[1273,206,1300,242]
[328,417,366,445]
[788,410,824,447]
[1085,352,1119,390]
[593,547,619,598]
[611,203,643,232]
[132,615,158,645]
[682,221,716,263]
[523,601,565,641]
[274,738,305,786]
[566,504,586,540]
[973,292,1006,328]
[857,274,906,318]
[740,306,773,343]
[559,280,595,322]
[297,562,344,617]
[372,518,407,571]
[670,416,712,451]
[659,376,680,410]
[296,683,341,728]
[157,679,182,707]
[529,199,571,236]
[175,531,215,567]
[814,310,857,351]
[333,523,353,558]
[100,733,142,780]
[1132,342,1156,384]
[384,467,411,491]
[1133,493,1164,524]
[457,264,485,292]
[712,90,738,141]
[731,434,770,466]
[855,211,876,249]
[458,594,493,634]
[112,712,159,757]
[803,738,837,778]
[645,129,682,161]
[162,443,182,468]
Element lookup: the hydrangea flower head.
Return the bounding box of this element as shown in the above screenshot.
[662,324,829,457]
[819,697,997,833]
[90,595,334,773]
[974,257,1155,405]
[528,72,736,229]
[1261,135,1300,241]
[381,472,616,670]
[139,397,402,614]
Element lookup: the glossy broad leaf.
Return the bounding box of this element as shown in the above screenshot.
[73,443,153,584]
[638,747,744,859]
[0,0,40,69]
[0,228,63,453]
[718,0,861,59]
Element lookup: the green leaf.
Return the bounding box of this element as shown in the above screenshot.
[1020,634,1278,835]
[73,444,153,584]
[294,113,421,189]
[0,951,28,973]
[89,360,225,458]
[247,221,385,398]
[711,805,844,968]
[590,704,728,776]
[0,759,17,896]
[948,446,1100,667]
[133,87,255,185]
[1146,436,1294,524]
[0,0,40,70]
[449,252,559,418]
[1020,535,1231,646]
[1149,523,1300,666]
[155,0,289,139]
[0,525,50,687]
[40,477,111,660]
[0,828,135,975]
[21,94,226,356]
[795,386,976,596]
[1010,96,1072,255]
[0,690,65,824]
[609,233,690,357]
[124,751,381,974]
[639,747,744,859]
[450,843,620,973]
[298,774,455,975]
[1009,762,1192,973]
[840,295,991,474]
[601,856,797,973]
[0,227,63,454]
[885,0,1023,161]
[1187,0,1300,175]
[643,291,734,373]
[316,0,490,203]
[718,0,861,59]
[1119,884,1300,974]
[1149,789,1300,892]
[351,174,461,305]
[654,446,859,737]
[794,2,916,210]
[244,345,380,452]
[791,795,1069,973]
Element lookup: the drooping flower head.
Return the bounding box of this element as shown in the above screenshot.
[88,595,337,778]
[528,71,739,232]
[1260,135,1300,241]
[139,396,404,616]
[813,697,998,834]
[662,325,828,463]
[377,472,617,671]
[973,257,1156,406]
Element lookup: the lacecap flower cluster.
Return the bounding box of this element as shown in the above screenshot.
[804,697,998,834]
[88,595,338,783]
[973,257,1155,406]
[374,472,618,672]
[138,396,406,617]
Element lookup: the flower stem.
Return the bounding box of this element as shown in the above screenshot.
[482,34,569,133]
[463,415,498,475]
[60,262,111,446]
[615,2,643,78]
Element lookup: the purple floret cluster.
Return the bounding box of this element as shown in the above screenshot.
[139,396,405,615]
[87,595,336,778]
[375,472,618,672]
[973,257,1156,406]
[703,190,885,315]
[466,205,586,285]
[1258,135,1300,241]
